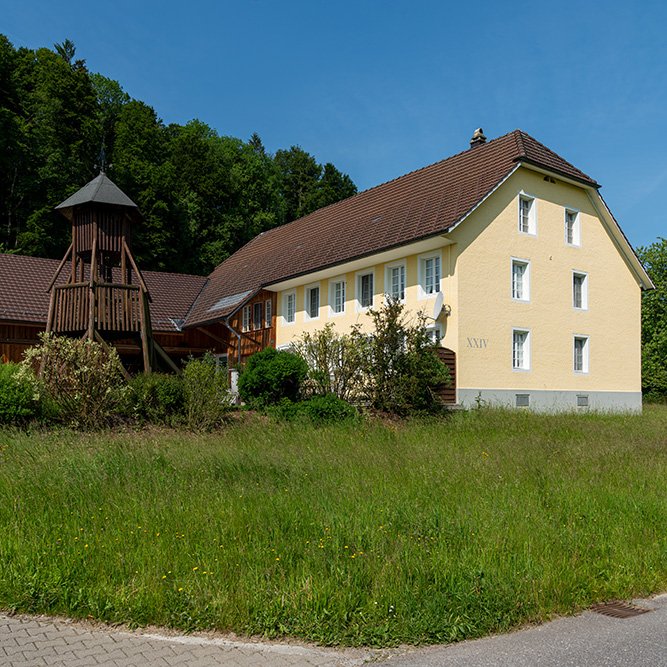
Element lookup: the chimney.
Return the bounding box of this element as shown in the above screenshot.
[470,128,487,148]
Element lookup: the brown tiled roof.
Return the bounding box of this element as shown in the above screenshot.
[0,253,207,332]
[184,129,598,327]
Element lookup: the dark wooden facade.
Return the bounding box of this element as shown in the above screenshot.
[216,289,278,366]
[434,347,457,404]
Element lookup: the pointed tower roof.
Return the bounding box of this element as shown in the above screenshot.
[55,172,141,221]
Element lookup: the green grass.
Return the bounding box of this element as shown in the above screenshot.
[1,406,667,646]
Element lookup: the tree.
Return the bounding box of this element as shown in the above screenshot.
[351,297,450,414]
[274,145,322,223]
[53,39,76,65]
[14,44,99,257]
[637,238,667,399]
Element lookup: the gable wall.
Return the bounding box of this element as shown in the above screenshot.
[449,167,642,410]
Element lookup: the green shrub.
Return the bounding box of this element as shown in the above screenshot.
[123,373,186,425]
[18,333,128,428]
[238,347,308,408]
[267,394,359,425]
[183,354,231,430]
[0,362,41,424]
[297,393,359,424]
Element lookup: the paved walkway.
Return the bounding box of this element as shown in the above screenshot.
[0,613,388,666]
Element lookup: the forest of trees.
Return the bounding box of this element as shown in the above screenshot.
[0,36,357,275]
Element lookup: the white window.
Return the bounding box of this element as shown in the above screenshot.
[425,324,443,346]
[564,208,581,247]
[511,258,530,302]
[418,252,442,299]
[329,277,346,316]
[572,271,588,310]
[282,290,296,326]
[512,328,531,371]
[242,304,251,333]
[253,302,262,330]
[356,270,374,311]
[518,193,537,235]
[214,354,228,373]
[305,284,320,321]
[573,335,589,373]
[265,299,272,328]
[385,261,406,302]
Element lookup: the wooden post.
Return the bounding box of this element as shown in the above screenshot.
[87,237,97,340]
[140,289,152,373]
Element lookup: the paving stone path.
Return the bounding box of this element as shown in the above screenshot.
[0,613,391,666]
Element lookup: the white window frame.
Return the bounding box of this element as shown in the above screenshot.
[355,269,375,312]
[265,299,272,328]
[512,327,531,372]
[385,260,407,303]
[418,251,442,300]
[328,276,346,317]
[572,271,588,311]
[241,304,252,333]
[304,283,321,322]
[573,335,590,374]
[564,207,581,247]
[282,289,296,326]
[511,258,530,303]
[518,192,537,236]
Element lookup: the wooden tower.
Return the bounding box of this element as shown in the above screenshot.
[46,172,167,374]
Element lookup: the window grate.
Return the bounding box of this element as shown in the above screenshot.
[577,394,589,408]
[516,393,530,408]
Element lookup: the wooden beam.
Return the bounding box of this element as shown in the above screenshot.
[153,339,183,376]
[45,243,73,293]
[94,331,131,382]
[123,239,152,301]
[196,327,233,349]
[45,291,56,333]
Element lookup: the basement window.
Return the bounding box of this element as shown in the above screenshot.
[515,394,530,408]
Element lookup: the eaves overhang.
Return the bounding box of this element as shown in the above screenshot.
[515,159,601,190]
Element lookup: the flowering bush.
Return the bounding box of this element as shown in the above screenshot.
[293,323,365,402]
[18,333,129,428]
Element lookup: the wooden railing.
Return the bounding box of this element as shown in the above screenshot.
[52,283,89,333]
[95,283,142,332]
[51,283,144,334]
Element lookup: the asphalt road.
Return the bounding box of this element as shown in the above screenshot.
[383,594,667,666]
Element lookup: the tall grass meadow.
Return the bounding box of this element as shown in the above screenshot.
[1,406,667,645]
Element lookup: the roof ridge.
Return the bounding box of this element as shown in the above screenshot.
[209,130,523,266]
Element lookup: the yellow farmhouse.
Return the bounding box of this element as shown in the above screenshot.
[184,128,653,412]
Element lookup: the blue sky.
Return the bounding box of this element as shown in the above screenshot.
[2,0,666,250]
